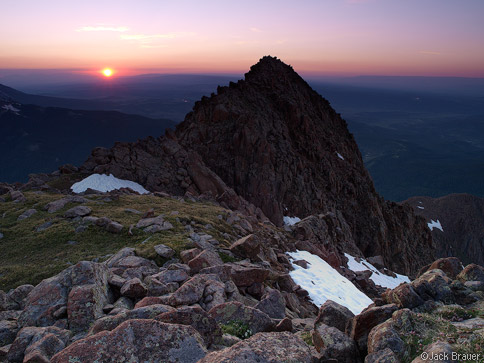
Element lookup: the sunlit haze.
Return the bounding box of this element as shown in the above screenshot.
[1,0,483,77]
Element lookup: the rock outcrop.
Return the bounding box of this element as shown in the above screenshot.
[404,193,484,267]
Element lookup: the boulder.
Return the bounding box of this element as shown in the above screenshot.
[51,319,207,363]
[208,301,275,334]
[104,247,136,267]
[426,257,463,279]
[64,206,91,218]
[367,320,405,355]
[411,341,456,363]
[155,306,222,347]
[22,333,66,363]
[312,323,361,362]
[227,262,270,287]
[229,234,261,259]
[169,274,222,307]
[7,326,70,363]
[90,304,175,334]
[350,304,398,354]
[135,215,165,228]
[6,284,35,310]
[154,244,175,259]
[152,268,190,285]
[44,196,87,213]
[180,248,202,264]
[188,250,223,273]
[411,269,454,303]
[120,278,148,299]
[105,221,123,233]
[198,332,312,363]
[365,348,399,363]
[17,209,37,221]
[457,264,484,283]
[385,283,424,309]
[19,262,108,328]
[254,289,286,319]
[314,299,354,333]
[0,320,18,346]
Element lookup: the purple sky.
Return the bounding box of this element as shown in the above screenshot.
[1,0,483,77]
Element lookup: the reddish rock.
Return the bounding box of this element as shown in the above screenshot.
[255,289,286,319]
[312,324,360,362]
[23,333,66,363]
[188,250,223,273]
[350,304,398,354]
[134,296,169,309]
[7,326,70,363]
[384,283,424,309]
[169,274,222,307]
[155,306,222,347]
[120,278,148,299]
[457,263,484,283]
[208,301,275,334]
[315,299,354,333]
[198,332,312,363]
[67,284,107,333]
[0,320,18,346]
[180,248,202,264]
[229,234,261,259]
[227,263,270,287]
[89,304,174,334]
[51,319,207,363]
[426,257,463,279]
[275,317,293,332]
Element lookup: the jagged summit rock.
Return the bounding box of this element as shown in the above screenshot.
[74,56,433,275]
[176,55,433,275]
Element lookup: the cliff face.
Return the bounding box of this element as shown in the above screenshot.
[80,56,433,275]
[404,193,484,266]
[175,56,433,275]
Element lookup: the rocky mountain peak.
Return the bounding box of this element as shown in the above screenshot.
[175,56,433,275]
[75,56,433,276]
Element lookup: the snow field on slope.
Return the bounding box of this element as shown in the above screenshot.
[71,173,149,194]
[345,253,410,289]
[288,250,373,315]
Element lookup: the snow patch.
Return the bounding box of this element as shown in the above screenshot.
[283,216,301,225]
[345,253,410,289]
[336,152,345,160]
[288,250,373,315]
[427,219,443,232]
[71,174,149,194]
[2,104,20,114]
[417,206,424,209]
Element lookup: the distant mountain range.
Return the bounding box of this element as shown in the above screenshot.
[0,86,176,183]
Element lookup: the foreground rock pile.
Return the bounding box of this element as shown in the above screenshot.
[1,238,483,363]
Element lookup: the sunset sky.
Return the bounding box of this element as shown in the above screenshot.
[1,0,483,77]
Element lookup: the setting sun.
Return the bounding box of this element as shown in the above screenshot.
[102,68,113,77]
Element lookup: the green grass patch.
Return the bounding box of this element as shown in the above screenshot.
[221,320,253,339]
[301,331,314,346]
[0,192,234,291]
